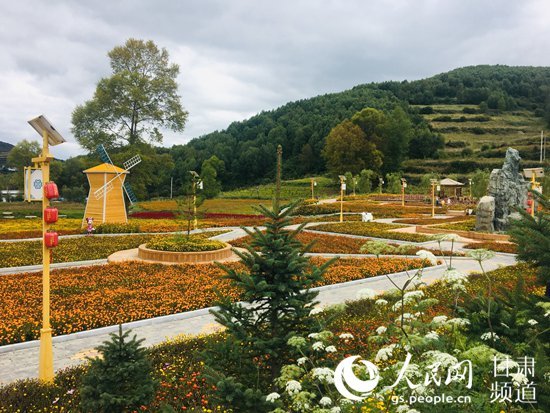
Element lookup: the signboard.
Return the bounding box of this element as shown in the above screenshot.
[24,167,43,201]
[341,183,347,191]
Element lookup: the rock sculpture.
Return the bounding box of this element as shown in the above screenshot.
[475,196,495,232]
[486,148,528,231]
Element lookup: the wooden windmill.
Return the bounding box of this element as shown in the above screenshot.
[82,145,141,227]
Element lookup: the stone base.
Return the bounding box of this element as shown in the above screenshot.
[108,243,241,265]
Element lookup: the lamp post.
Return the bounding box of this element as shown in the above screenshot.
[189,171,202,230]
[379,177,384,194]
[27,116,65,382]
[400,178,407,207]
[353,177,358,196]
[468,178,473,199]
[339,175,346,223]
[310,178,317,200]
[523,168,544,218]
[430,179,438,217]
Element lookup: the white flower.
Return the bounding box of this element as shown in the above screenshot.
[375,298,388,306]
[308,333,320,339]
[467,249,496,262]
[424,350,458,368]
[432,233,460,242]
[312,341,324,351]
[319,396,332,406]
[396,406,410,413]
[376,326,387,335]
[425,331,439,341]
[375,344,396,362]
[297,357,308,366]
[392,301,403,311]
[442,269,468,285]
[416,250,437,265]
[312,367,334,383]
[511,372,528,387]
[330,408,341,413]
[447,318,470,327]
[339,333,354,340]
[266,392,280,402]
[432,315,448,325]
[545,311,550,318]
[481,332,500,341]
[285,380,302,395]
[325,345,337,353]
[404,290,425,301]
[496,358,519,372]
[356,288,377,300]
[528,319,538,326]
[310,307,323,315]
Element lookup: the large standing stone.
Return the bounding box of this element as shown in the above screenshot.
[475,196,495,232]
[486,148,528,231]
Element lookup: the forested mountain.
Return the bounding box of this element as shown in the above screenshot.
[171,65,550,189]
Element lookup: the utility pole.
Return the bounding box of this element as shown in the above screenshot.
[170,177,173,199]
[274,145,282,212]
[541,130,544,163]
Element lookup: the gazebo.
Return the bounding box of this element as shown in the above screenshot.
[439,178,464,199]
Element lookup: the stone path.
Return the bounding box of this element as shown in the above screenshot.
[0,219,517,384]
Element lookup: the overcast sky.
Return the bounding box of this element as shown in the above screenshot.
[1,0,550,159]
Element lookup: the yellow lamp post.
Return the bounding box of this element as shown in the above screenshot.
[339,175,346,223]
[189,171,202,230]
[27,116,65,382]
[430,179,438,217]
[400,178,407,207]
[379,177,384,194]
[310,178,317,200]
[468,178,473,199]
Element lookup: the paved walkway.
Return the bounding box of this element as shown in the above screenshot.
[0,219,517,384]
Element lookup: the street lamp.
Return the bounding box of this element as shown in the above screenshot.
[379,177,384,194]
[28,115,66,382]
[339,175,346,222]
[468,178,473,199]
[400,178,407,207]
[353,177,358,196]
[430,179,438,217]
[189,171,203,230]
[310,177,317,200]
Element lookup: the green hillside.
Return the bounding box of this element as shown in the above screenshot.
[171,65,550,189]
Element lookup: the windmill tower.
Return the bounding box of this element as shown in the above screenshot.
[82,145,141,227]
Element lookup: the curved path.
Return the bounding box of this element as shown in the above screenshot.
[0,220,518,384]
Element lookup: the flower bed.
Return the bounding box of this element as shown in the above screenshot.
[463,241,518,254]
[0,257,423,345]
[309,222,432,242]
[146,234,226,252]
[231,231,457,256]
[395,215,473,225]
[0,263,540,412]
[129,211,177,219]
[434,217,476,231]
[295,201,446,217]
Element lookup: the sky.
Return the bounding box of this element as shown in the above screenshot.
[1,0,550,159]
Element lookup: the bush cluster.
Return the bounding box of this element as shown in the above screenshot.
[146,235,226,252]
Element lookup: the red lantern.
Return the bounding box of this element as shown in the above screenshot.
[44,231,58,248]
[44,207,58,224]
[527,199,533,206]
[44,182,59,199]
[526,207,532,215]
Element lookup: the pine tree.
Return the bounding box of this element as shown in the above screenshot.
[204,146,334,411]
[80,325,157,413]
[509,191,550,297]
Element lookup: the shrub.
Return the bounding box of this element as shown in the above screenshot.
[310,222,432,242]
[146,235,225,252]
[80,326,157,412]
[129,211,176,219]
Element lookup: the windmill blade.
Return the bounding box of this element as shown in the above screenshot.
[94,181,114,199]
[96,144,113,164]
[123,155,141,170]
[123,182,138,204]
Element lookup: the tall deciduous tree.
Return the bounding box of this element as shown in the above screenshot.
[7,140,41,171]
[72,39,188,152]
[322,120,382,175]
